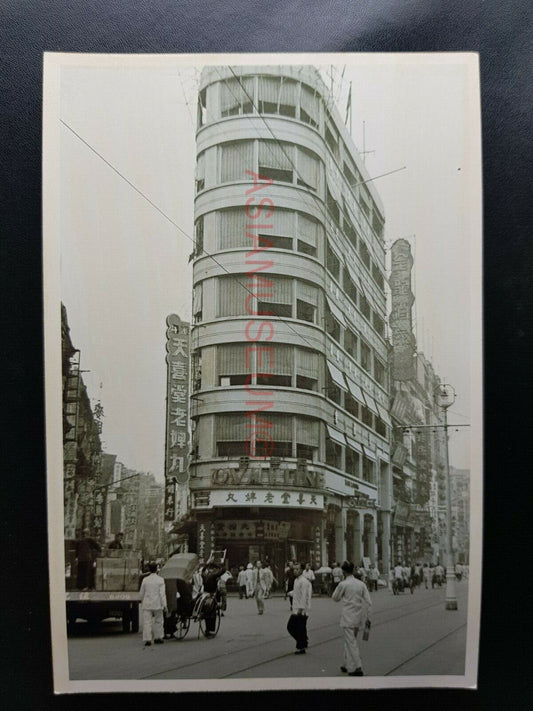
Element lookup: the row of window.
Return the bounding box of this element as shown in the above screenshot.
[198,73,385,246]
[191,341,388,439]
[204,412,377,483]
[198,75,321,129]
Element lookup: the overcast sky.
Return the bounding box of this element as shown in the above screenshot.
[58,54,480,480]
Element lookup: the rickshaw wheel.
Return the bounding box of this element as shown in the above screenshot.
[174,616,190,640]
[198,598,221,639]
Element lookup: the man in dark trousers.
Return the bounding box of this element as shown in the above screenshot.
[201,562,225,636]
[287,563,312,654]
[75,528,101,590]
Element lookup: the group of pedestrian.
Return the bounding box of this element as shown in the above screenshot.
[236,561,275,605]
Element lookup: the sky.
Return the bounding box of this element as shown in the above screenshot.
[57,54,481,480]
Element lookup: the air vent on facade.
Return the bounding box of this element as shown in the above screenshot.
[239,456,250,470]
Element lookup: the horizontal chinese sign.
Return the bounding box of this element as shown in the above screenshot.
[194,489,324,510]
[213,520,289,540]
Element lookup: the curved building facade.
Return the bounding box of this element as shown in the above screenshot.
[188,66,392,579]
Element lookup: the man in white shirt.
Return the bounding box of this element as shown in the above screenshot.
[332,560,372,676]
[252,560,268,615]
[287,563,312,654]
[139,562,167,646]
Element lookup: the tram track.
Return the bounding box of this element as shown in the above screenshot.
[140,591,465,680]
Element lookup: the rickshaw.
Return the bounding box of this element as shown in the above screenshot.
[159,551,225,640]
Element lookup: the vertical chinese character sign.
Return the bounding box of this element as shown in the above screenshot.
[389,239,416,381]
[164,314,190,521]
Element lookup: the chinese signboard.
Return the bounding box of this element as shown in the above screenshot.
[164,314,190,521]
[414,429,431,504]
[389,239,415,381]
[213,520,288,541]
[193,489,324,510]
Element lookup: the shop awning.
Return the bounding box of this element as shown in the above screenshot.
[345,259,363,291]
[376,401,392,426]
[346,377,364,403]
[327,360,348,390]
[327,425,347,446]
[361,444,377,461]
[362,391,379,417]
[346,436,363,454]
[326,296,347,328]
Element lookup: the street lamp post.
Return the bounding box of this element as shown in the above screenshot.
[436,383,458,611]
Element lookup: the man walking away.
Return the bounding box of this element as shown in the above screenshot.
[217,569,232,615]
[287,563,312,654]
[237,565,247,599]
[332,560,372,676]
[252,560,268,615]
[140,562,167,646]
[285,561,296,608]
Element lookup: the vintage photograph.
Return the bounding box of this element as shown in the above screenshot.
[43,53,482,692]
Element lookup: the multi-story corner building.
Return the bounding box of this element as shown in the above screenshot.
[187,65,392,580]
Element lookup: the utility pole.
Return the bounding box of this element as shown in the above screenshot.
[436,383,458,610]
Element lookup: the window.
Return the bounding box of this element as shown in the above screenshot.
[218,208,247,250]
[326,187,341,228]
[258,141,293,183]
[217,276,248,317]
[257,76,298,118]
[325,307,341,343]
[297,213,321,258]
[361,404,373,428]
[372,211,384,240]
[343,215,358,250]
[256,344,292,387]
[360,340,372,373]
[343,160,360,191]
[195,151,205,193]
[360,293,371,321]
[220,141,254,182]
[197,88,207,127]
[343,267,358,305]
[216,413,248,457]
[296,417,319,459]
[296,281,318,323]
[359,239,371,269]
[372,261,384,290]
[256,275,293,318]
[325,117,339,158]
[194,216,204,256]
[326,439,342,469]
[192,350,202,391]
[326,372,342,405]
[374,357,386,387]
[326,241,341,280]
[373,311,385,337]
[360,191,371,219]
[217,343,248,385]
[300,84,319,128]
[345,447,360,477]
[344,328,358,358]
[363,456,375,483]
[345,391,360,419]
[296,147,319,190]
[193,284,203,324]
[296,348,319,390]
[256,414,292,458]
[220,77,254,117]
[375,418,387,438]
[264,234,292,250]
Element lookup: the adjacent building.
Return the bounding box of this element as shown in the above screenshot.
[187,66,392,581]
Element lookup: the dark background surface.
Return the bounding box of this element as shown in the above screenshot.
[1,1,531,709]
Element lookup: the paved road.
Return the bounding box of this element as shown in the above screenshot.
[68,581,468,680]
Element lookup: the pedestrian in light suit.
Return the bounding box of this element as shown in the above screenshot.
[332,560,372,676]
[252,560,268,615]
[139,562,167,646]
[244,562,254,599]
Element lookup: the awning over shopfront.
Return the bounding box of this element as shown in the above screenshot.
[361,390,379,417]
[326,296,347,328]
[361,444,377,461]
[327,360,348,390]
[346,377,364,404]
[346,436,363,454]
[327,425,347,446]
[376,401,392,426]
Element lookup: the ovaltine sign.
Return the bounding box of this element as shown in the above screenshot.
[211,467,324,489]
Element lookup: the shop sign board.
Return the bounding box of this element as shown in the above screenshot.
[193,489,324,510]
